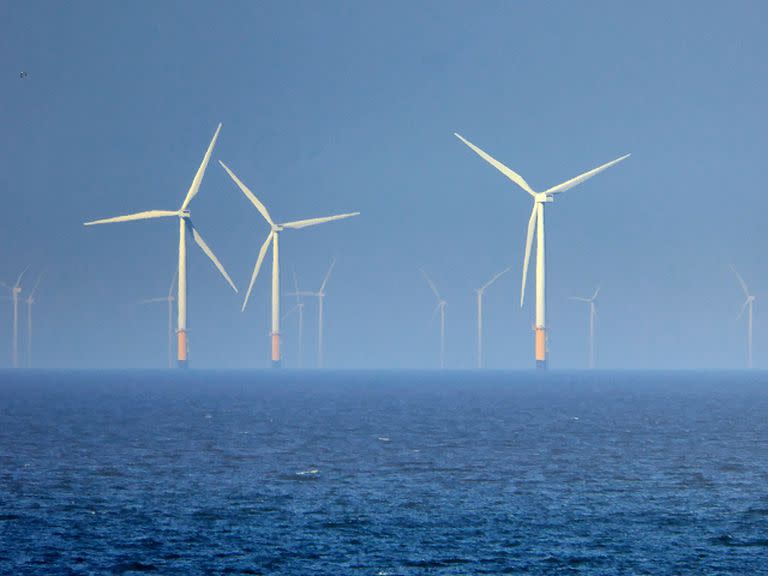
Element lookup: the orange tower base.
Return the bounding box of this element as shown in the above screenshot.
[535,326,547,370]
[271,332,281,368]
[177,330,188,369]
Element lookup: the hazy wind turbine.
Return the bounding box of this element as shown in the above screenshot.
[290,272,305,368]
[24,274,42,368]
[455,133,629,369]
[1,268,27,368]
[731,266,755,368]
[289,260,337,369]
[422,270,446,369]
[219,161,358,368]
[84,124,237,367]
[139,271,177,368]
[476,267,511,368]
[569,285,600,369]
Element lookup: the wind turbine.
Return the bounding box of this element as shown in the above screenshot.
[290,272,305,368]
[731,266,755,368]
[455,133,629,369]
[219,161,359,368]
[24,274,42,368]
[569,285,600,369]
[84,124,237,367]
[1,268,27,368]
[475,267,511,368]
[422,270,446,369]
[289,260,337,369]
[139,271,177,368]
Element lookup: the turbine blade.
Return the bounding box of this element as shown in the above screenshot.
[242,231,274,311]
[218,161,274,226]
[181,123,221,210]
[738,298,749,319]
[320,259,336,293]
[188,221,238,293]
[730,265,750,298]
[139,297,169,304]
[454,133,536,196]
[544,153,630,195]
[15,266,29,289]
[168,269,178,299]
[592,285,601,301]
[293,271,302,303]
[29,273,44,298]
[281,212,360,229]
[421,269,442,301]
[569,296,591,302]
[520,203,537,307]
[84,210,179,226]
[481,267,512,291]
[286,291,317,297]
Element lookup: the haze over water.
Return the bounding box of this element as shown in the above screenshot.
[2,370,767,574]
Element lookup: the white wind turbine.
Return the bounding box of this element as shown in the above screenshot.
[288,272,306,368]
[1,268,27,368]
[289,260,337,369]
[455,133,629,369]
[85,124,237,367]
[422,270,447,369]
[24,274,42,368]
[139,271,177,368]
[569,285,600,369]
[219,161,359,368]
[475,267,511,368]
[731,266,755,369]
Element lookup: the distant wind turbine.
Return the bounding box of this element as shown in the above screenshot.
[475,267,511,368]
[24,274,42,368]
[731,266,755,369]
[289,260,337,369]
[569,285,600,369]
[1,268,27,368]
[84,124,237,367]
[290,272,305,368]
[219,160,359,368]
[422,270,446,369]
[455,133,629,369]
[139,271,177,368]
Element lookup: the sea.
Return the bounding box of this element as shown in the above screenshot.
[1,370,767,575]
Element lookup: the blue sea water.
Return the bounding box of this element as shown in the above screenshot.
[1,370,767,575]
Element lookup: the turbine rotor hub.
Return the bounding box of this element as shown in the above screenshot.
[535,193,553,204]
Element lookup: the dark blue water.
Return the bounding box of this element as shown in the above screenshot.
[1,371,767,574]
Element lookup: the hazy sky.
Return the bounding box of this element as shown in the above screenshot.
[1,1,767,369]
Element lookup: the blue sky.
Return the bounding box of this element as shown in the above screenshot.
[1,1,766,368]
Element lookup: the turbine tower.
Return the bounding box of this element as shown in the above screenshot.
[475,267,511,368]
[289,260,337,369]
[569,285,600,369]
[24,274,42,368]
[455,133,629,369]
[1,268,27,368]
[422,270,446,369]
[85,124,237,367]
[139,271,177,368]
[732,266,755,369]
[291,272,305,368]
[219,161,358,368]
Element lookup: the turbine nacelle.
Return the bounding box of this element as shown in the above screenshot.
[271,224,284,232]
[535,193,554,204]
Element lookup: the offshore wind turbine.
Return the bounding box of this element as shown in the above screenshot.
[569,285,600,369]
[422,270,446,369]
[455,133,629,369]
[219,161,358,368]
[84,124,237,367]
[1,268,27,368]
[731,266,755,368]
[475,267,511,368]
[24,274,42,368]
[290,272,305,368]
[139,272,176,368]
[289,260,337,369]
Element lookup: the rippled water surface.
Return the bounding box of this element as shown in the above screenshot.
[1,371,768,574]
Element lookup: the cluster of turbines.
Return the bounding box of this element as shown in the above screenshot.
[0,269,43,368]
[64,125,755,369]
